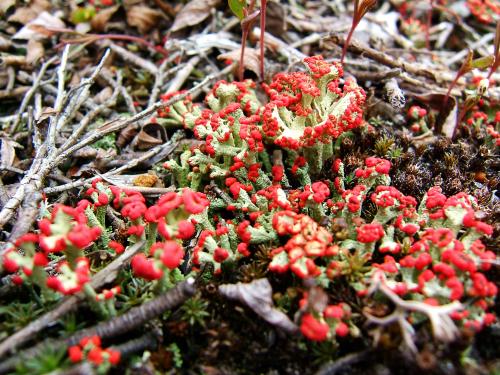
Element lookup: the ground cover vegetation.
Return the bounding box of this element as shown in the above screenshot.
[0,0,498,373]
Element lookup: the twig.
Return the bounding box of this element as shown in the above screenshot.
[251,27,306,62]
[100,68,136,115]
[53,70,224,168]
[60,76,121,151]
[45,131,183,195]
[102,41,158,75]
[0,86,32,99]
[148,59,170,107]
[0,51,110,230]
[7,190,42,244]
[350,67,401,82]
[315,350,372,375]
[364,271,463,353]
[67,278,195,345]
[8,56,58,134]
[111,332,158,358]
[0,241,145,360]
[0,165,25,174]
[47,45,70,151]
[54,50,111,136]
[326,34,458,85]
[165,56,201,94]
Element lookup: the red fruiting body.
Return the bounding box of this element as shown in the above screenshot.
[108,241,125,254]
[131,253,163,280]
[182,189,210,214]
[356,223,385,243]
[300,313,329,341]
[151,241,185,270]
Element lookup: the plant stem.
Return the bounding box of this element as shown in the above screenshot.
[260,0,267,80]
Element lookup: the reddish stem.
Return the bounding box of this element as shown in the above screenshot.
[425,0,434,50]
[260,0,267,80]
[341,0,360,64]
[239,27,249,81]
[341,23,357,64]
[443,73,461,108]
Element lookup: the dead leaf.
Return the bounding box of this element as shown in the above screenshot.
[0,138,19,170]
[116,124,139,148]
[35,107,56,123]
[12,12,65,41]
[440,101,458,139]
[219,278,299,334]
[134,123,167,150]
[170,0,220,32]
[91,5,120,32]
[0,0,16,15]
[218,48,261,78]
[26,39,44,65]
[8,7,37,24]
[7,0,50,24]
[126,5,163,34]
[153,0,179,17]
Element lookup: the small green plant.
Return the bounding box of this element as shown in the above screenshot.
[179,295,210,327]
[15,345,68,375]
[167,343,183,369]
[0,302,45,333]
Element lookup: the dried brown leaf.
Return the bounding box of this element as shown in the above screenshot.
[8,7,37,24]
[7,0,50,24]
[170,0,220,32]
[134,123,167,150]
[0,0,16,15]
[153,0,179,17]
[219,278,299,334]
[218,47,261,78]
[116,124,138,148]
[0,138,19,170]
[12,11,65,40]
[26,39,44,65]
[91,5,120,32]
[126,5,163,34]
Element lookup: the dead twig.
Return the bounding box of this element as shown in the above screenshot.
[44,130,184,195]
[326,34,458,85]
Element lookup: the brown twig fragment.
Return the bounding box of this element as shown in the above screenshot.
[67,278,195,345]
